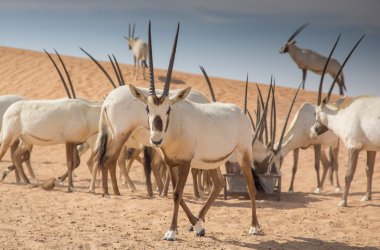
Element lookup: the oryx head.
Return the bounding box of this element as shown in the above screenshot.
[279,23,309,54]
[311,34,365,138]
[129,21,190,147]
[264,79,303,173]
[124,23,139,50]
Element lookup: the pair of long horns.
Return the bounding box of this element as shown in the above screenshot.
[287,23,309,43]
[80,47,125,89]
[44,49,76,99]
[148,20,180,97]
[129,23,136,38]
[317,34,365,105]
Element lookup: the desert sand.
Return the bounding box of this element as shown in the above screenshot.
[0,46,378,249]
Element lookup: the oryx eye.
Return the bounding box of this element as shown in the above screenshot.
[166,106,171,115]
[145,106,149,114]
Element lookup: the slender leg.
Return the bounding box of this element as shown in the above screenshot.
[313,145,322,193]
[240,153,259,235]
[101,166,109,197]
[163,163,195,241]
[12,144,30,184]
[288,148,299,193]
[65,143,76,192]
[23,150,37,183]
[151,155,164,194]
[190,169,224,237]
[118,147,137,191]
[361,151,376,202]
[191,168,201,201]
[89,158,98,193]
[319,149,330,189]
[332,142,341,192]
[302,69,307,89]
[338,148,359,207]
[10,141,22,183]
[161,166,171,197]
[109,160,120,196]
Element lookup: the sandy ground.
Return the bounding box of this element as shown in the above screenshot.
[0,47,379,249]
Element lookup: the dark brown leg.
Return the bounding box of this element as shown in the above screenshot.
[288,148,299,192]
[313,145,322,193]
[361,151,376,202]
[164,163,196,241]
[12,144,30,184]
[191,168,201,201]
[240,153,259,235]
[65,143,76,192]
[339,148,359,207]
[160,166,171,197]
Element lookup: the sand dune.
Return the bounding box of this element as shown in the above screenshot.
[0,46,378,249]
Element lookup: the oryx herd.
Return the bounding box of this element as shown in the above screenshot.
[0,21,373,241]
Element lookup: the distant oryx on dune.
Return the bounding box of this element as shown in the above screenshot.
[124,23,148,79]
[280,23,346,95]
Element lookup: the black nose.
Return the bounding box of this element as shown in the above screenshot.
[151,139,163,146]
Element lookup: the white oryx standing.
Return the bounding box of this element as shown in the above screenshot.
[280,23,346,95]
[127,21,261,240]
[124,23,148,79]
[311,34,367,207]
[268,101,341,193]
[0,51,102,192]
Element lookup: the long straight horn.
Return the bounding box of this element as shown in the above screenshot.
[44,49,72,99]
[54,49,76,99]
[270,79,276,149]
[326,34,365,102]
[129,23,131,38]
[199,66,216,102]
[277,82,303,151]
[317,34,341,105]
[162,22,180,97]
[252,83,272,146]
[244,74,249,114]
[112,54,125,86]
[108,55,122,86]
[148,20,155,96]
[247,110,256,131]
[132,23,136,38]
[80,47,117,89]
[287,23,309,43]
[256,95,261,126]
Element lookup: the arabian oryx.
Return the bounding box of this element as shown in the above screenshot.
[124,23,148,79]
[280,23,346,95]
[0,50,102,192]
[80,48,212,197]
[126,21,303,241]
[312,34,369,207]
[0,95,37,183]
[267,100,341,193]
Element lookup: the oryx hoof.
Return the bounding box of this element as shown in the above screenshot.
[335,187,341,193]
[163,230,177,241]
[187,225,194,232]
[30,178,39,185]
[68,186,76,193]
[337,200,347,207]
[193,197,203,203]
[361,195,371,202]
[249,226,259,235]
[160,193,168,198]
[288,189,294,194]
[101,194,110,199]
[193,220,205,237]
[88,188,95,193]
[314,187,322,194]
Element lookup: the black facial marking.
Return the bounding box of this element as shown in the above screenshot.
[152,115,163,132]
[146,106,149,114]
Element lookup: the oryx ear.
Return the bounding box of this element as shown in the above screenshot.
[335,97,346,107]
[129,85,148,103]
[170,87,191,105]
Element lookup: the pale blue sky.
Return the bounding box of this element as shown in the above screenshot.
[0,0,379,96]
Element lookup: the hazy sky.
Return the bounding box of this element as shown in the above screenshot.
[0,0,379,96]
